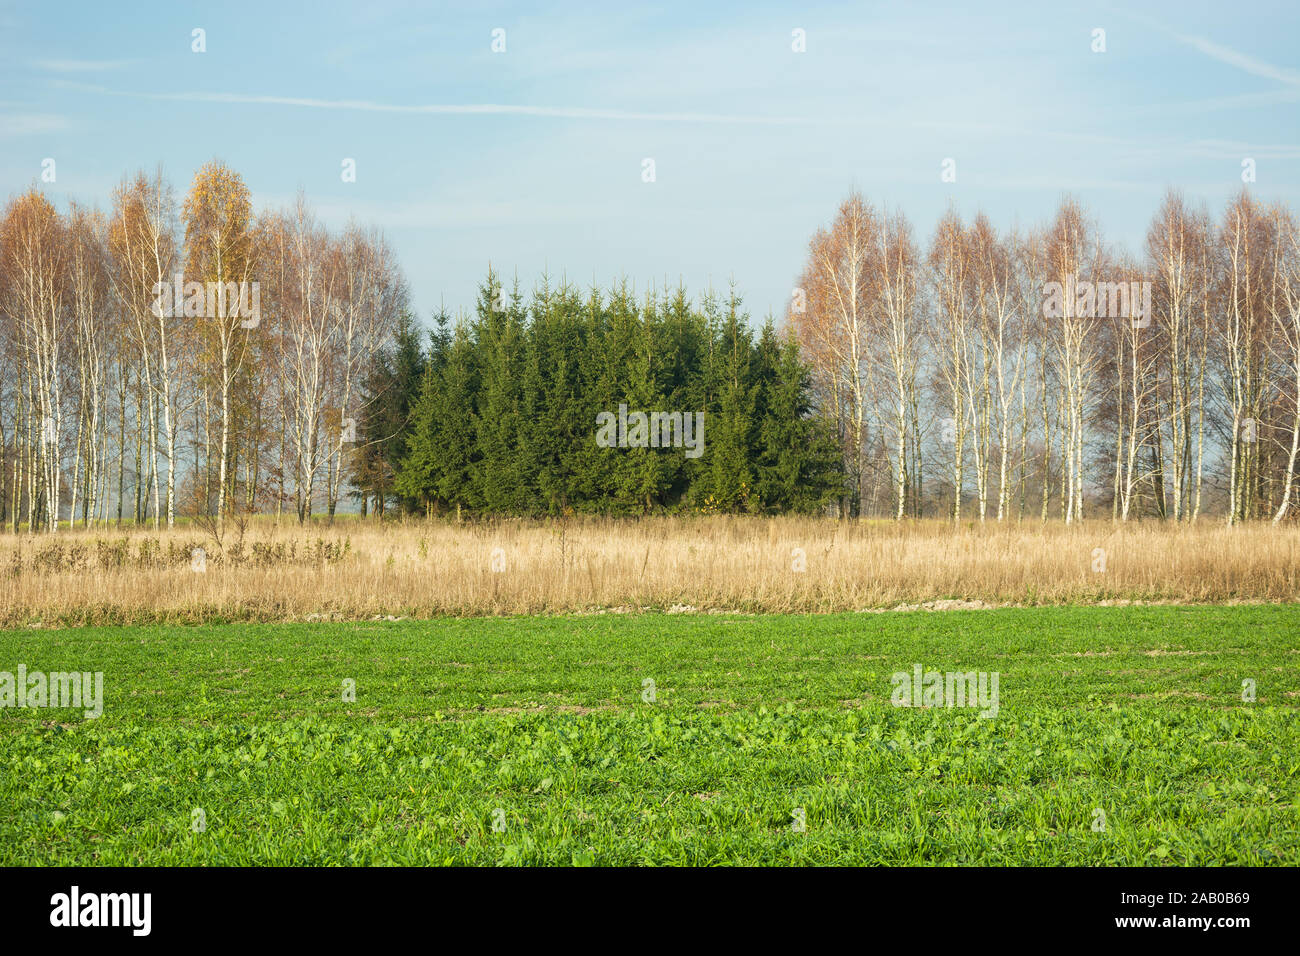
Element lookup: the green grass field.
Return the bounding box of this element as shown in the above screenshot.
[1,606,1297,865]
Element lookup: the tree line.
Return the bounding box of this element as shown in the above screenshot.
[8,167,1298,529]
[792,187,1300,523]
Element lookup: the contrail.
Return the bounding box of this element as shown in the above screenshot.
[64,84,819,125]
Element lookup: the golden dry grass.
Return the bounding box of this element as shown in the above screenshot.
[1,515,1298,626]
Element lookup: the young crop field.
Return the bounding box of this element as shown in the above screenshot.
[2,605,1296,865]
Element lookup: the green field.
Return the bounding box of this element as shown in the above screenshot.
[1,606,1297,865]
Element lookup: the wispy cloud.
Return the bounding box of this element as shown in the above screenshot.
[62,82,1297,161]
[66,84,817,126]
[35,58,135,73]
[1170,33,1300,87]
[1120,9,1300,87]
[0,113,69,137]
[253,192,614,230]
[1123,87,1300,117]
[1182,139,1300,160]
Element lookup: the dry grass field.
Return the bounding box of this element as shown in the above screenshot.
[1,516,1297,626]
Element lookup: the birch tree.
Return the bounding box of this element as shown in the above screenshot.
[183,161,256,536]
[109,170,183,528]
[794,192,878,515]
[1,189,68,531]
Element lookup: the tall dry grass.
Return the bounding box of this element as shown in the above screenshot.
[0,516,1297,626]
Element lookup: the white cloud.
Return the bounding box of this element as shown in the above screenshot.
[0,113,69,137]
[69,84,818,125]
[1170,33,1300,87]
[1120,9,1300,87]
[35,58,135,72]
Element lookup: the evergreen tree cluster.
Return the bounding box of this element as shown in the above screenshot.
[362,271,843,517]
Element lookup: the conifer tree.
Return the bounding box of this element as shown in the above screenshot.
[471,271,528,513]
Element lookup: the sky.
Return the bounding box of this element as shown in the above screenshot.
[2,0,1298,326]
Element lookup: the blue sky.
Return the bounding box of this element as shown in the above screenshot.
[2,0,1297,324]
